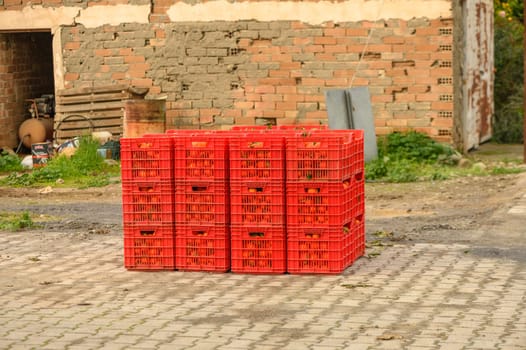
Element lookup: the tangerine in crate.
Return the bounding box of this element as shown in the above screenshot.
[175,181,230,225]
[174,135,228,181]
[285,130,363,182]
[230,226,286,274]
[122,182,175,225]
[175,224,230,272]
[286,180,364,227]
[229,181,285,226]
[287,223,355,274]
[120,137,173,182]
[123,224,175,270]
[229,134,285,181]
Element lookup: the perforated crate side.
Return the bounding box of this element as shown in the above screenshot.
[230,226,286,274]
[286,226,355,274]
[230,126,269,132]
[174,135,229,182]
[286,181,364,227]
[175,224,230,272]
[276,125,328,131]
[229,181,285,226]
[229,134,285,182]
[352,220,366,264]
[285,130,364,182]
[122,182,175,226]
[175,180,230,225]
[123,224,175,270]
[120,137,173,182]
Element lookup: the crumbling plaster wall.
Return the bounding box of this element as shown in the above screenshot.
[1,0,458,144]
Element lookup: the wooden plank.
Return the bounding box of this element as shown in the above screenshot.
[56,92,130,105]
[55,126,123,141]
[54,85,132,143]
[58,118,122,130]
[57,84,128,97]
[55,110,123,121]
[57,125,121,134]
[55,100,124,113]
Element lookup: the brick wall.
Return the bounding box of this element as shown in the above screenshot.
[0,32,54,149]
[0,1,455,143]
[61,16,454,141]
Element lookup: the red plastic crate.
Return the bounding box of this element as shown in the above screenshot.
[123,224,175,270]
[230,125,269,132]
[286,130,364,182]
[230,226,286,274]
[276,124,328,131]
[120,137,173,182]
[353,220,365,263]
[229,134,285,181]
[230,181,285,226]
[122,182,175,225]
[175,224,230,272]
[287,224,357,274]
[174,135,229,181]
[175,181,229,225]
[286,181,364,226]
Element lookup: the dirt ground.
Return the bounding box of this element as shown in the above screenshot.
[1,144,525,264]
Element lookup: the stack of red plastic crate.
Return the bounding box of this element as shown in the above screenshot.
[229,130,287,274]
[285,129,365,274]
[120,137,176,270]
[171,131,231,272]
[120,126,365,274]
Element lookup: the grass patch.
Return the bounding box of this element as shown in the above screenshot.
[0,211,35,231]
[365,131,525,183]
[1,136,120,188]
[0,152,24,173]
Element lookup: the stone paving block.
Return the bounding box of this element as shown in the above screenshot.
[250,345,281,350]
[237,330,267,341]
[41,341,81,350]
[156,337,199,349]
[374,340,407,349]
[1,228,524,350]
[436,342,466,350]
[220,338,256,349]
[182,340,226,350]
[410,337,438,347]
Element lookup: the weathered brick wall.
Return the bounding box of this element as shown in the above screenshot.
[61,16,453,141]
[0,32,54,148]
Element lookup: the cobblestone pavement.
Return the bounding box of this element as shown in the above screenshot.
[0,192,525,349]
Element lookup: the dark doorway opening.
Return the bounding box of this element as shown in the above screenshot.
[0,31,55,151]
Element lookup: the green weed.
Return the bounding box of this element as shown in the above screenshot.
[1,136,120,188]
[0,152,23,173]
[0,211,35,231]
[366,131,458,183]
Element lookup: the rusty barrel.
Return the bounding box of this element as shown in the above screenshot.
[18,117,54,148]
[123,99,166,138]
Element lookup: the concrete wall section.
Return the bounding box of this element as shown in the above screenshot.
[166,0,452,24]
[0,6,78,32]
[0,4,150,31]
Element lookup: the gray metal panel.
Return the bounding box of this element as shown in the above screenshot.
[347,87,378,162]
[325,89,352,129]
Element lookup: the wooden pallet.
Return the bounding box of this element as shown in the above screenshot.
[54,85,144,143]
